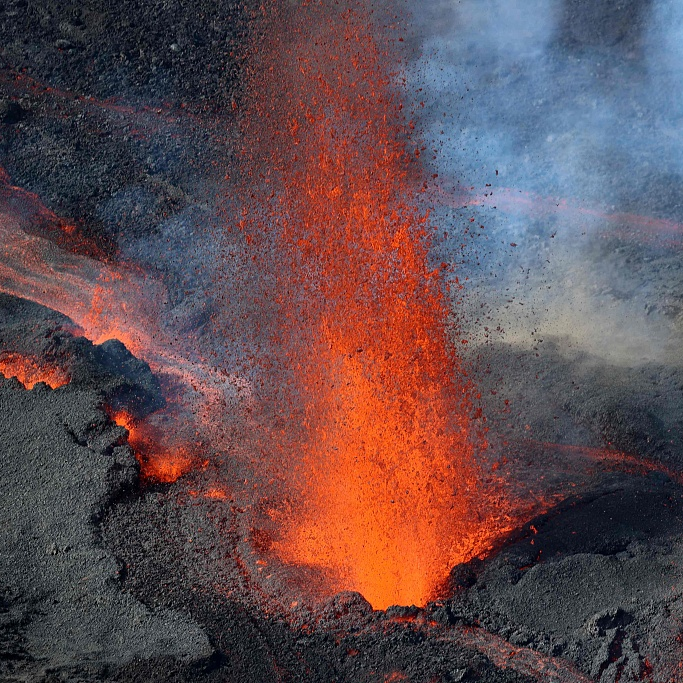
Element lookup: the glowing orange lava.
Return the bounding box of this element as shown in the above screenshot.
[0,352,70,389]
[240,1,502,609]
[112,411,195,484]
[0,180,161,361]
[0,169,245,489]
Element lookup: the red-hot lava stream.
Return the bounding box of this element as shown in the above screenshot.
[442,184,683,247]
[235,1,513,610]
[0,166,252,484]
[0,352,70,390]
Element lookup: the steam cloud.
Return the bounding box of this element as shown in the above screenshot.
[408,0,683,366]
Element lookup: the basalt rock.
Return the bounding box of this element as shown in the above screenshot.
[0,293,164,417]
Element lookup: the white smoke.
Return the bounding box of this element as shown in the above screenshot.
[408,0,683,366]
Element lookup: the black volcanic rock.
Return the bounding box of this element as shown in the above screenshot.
[0,0,248,113]
[448,475,683,681]
[471,340,683,472]
[0,377,212,682]
[0,0,252,251]
[0,293,164,417]
[0,99,24,124]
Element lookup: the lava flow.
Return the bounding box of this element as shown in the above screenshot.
[0,167,237,485]
[237,1,507,609]
[111,410,198,484]
[443,184,683,248]
[0,352,69,390]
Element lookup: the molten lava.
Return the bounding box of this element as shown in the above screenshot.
[239,1,500,609]
[0,1,522,610]
[0,352,70,390]
[112,411,195,484]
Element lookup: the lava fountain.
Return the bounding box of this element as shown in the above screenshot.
[0,0,514,611]
[235,0,503,609]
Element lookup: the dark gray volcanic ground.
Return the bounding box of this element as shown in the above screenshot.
[1,1,683,682]
[4,296,683,682]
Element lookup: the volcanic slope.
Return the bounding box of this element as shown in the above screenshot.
[0,297,213,682]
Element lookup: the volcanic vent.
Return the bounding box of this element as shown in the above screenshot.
[2,0,683,682]
[230,0,518,611]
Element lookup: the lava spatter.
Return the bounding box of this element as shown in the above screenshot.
[112,410,197,484]
[0,352,70,390]
[237,1,504,609]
